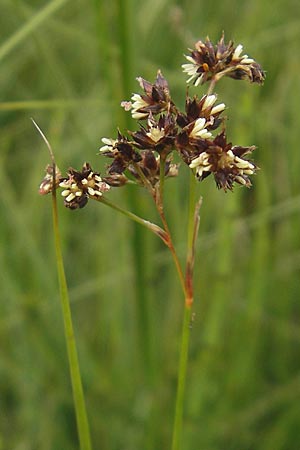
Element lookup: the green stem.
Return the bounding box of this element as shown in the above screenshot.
[158,208,186,297]
[94,195,169,245]
[151,154,186,295]
[97,193,186,296]
[169,243,186,297]
[52,182,92,450]
[171,173,199,450]
[171,304,192,450]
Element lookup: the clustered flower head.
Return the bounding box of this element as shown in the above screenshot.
[39,33,265,206]
[59,163,110,209]
[188,130,256,190]
[121,70,172,119]
[182,32,265,86]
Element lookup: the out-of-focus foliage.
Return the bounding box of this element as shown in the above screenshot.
[1,0,300,449]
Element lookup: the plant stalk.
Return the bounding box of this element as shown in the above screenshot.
[52,181,92,450]
[97,194,187,297]
[95,195,169,244]
[171,304,193,450]
[171,173,200,450]
[158,207,186,297]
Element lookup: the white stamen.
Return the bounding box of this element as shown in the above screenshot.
[194,76,203,87]
[196,165,211,178]
[126,93,149,119]
[227,150,235,159]
[192,117,205,132]
[233,44,243,60]
[235,157,255,169]
[189,152,211,169]
[146,126,165,143]
[66,193,76,202]
[131,94,148,109]
[241,57,255,64]
[235,176,247,185]
[243,168,255,175]
[211,103,226,115]
[184,55,197,64]
[190,118,211,139]
[99,138,116,152]
[182,63,198,77]
[202,95,216,110]
[101,137,115,146]
[132,111,148,119]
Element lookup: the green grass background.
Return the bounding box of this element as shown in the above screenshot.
[1,0,300,449]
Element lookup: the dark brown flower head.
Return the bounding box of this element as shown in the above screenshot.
[131,114,177,155]
[39,164,61,195]
[189,130,257,191]
[128,150,178,186]
[59,163,110,209]
[182,33,265,86]
[177,94,225,131]
[99,132,142,174]
[121,70,172,119]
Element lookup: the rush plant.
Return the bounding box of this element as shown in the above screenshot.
[38,33,265,450]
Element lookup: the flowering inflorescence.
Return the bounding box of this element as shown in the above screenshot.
[39,162,110,209]
[182,33,265,86]
[39,33,265,206]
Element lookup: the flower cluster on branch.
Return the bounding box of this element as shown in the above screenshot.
[39,34,265,207]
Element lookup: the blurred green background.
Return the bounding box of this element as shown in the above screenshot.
[1,0,300,449]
